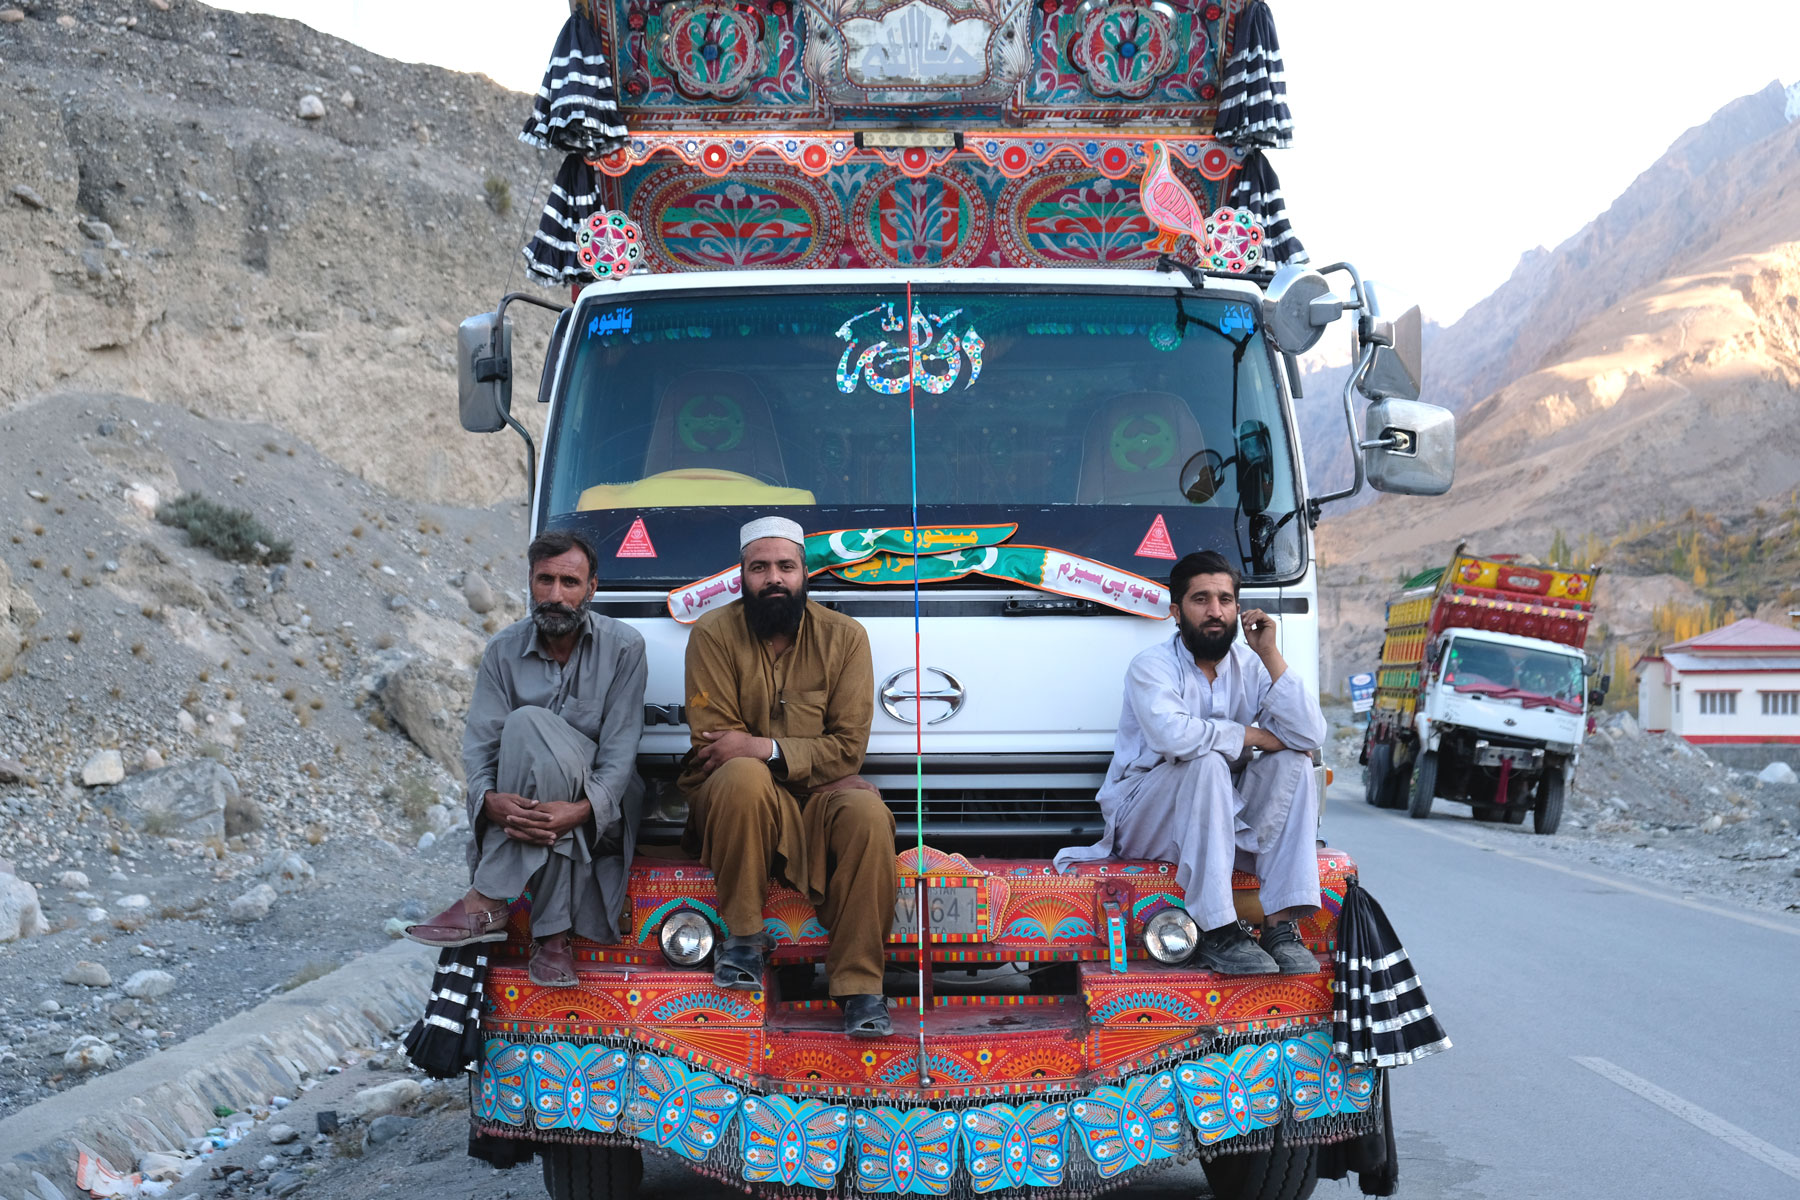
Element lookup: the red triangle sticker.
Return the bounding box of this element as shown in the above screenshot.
[616,517,657,558]
[1135,514,1177,560]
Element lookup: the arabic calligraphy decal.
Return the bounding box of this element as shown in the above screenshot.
[853,169,987,267]
[1069,3,1178,99]
[997,170,1162,265]
[840,0,995,88]
[637,165,838,271]
[658,1,767,100]
[833,304,985,396]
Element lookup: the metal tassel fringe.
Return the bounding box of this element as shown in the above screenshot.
[1231,150,1307,266]
[519,13,627,157]
[1212,0,1292,149]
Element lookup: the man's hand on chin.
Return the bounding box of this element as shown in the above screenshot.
[693,729,774,775]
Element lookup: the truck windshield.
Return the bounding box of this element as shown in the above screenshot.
[539,288,1302,586]
[1444,641,1586,707]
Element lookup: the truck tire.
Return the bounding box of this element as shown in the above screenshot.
[1364,743,1391,807]
[1200,1136,1318,1200]
[1407,751,1437,820]
[541,1144,643,1200]
[1534,773,1564,836]
[1502,806,1527,825]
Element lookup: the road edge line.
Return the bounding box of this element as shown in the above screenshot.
[1572,1056,1800,1182]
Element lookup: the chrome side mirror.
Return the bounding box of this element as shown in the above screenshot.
[1352,284,1423,402]
[1261,264,1344,355]
[1363,398,1454,495]
[457,312,513,434]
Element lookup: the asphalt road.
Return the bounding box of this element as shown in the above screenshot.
[1321,781,1800,1199]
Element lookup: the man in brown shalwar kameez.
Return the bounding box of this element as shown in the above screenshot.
[680,516,896,1038]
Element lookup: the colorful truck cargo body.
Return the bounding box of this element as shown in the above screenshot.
[1362,546,1603,833]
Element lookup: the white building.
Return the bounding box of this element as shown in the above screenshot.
[1637,618,1800,746]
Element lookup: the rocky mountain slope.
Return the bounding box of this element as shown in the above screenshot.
[0,0,561,506]
[1316,93,1800,688]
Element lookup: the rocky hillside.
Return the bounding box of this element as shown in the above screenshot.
[0,0,560,506]
[1316,93,1800,688]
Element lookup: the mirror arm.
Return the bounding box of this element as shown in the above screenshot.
[1304,340,1378,526]
[486,291,570,515]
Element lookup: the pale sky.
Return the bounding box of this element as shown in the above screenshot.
[217,0,1800,323]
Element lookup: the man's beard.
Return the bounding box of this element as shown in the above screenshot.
[1178,611,1237,662]
[532,601,583,640]
[743,579,807,640]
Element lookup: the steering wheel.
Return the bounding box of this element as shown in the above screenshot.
[677,394,747,453]
[1109,413,1176,472]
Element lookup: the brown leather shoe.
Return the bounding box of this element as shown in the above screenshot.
[528,934,578,987]
[403,896,511,948]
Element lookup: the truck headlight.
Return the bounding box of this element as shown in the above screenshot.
[1144,909,1199,964]
[659,911,715,967]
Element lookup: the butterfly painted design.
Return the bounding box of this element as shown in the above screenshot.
[1176,1042,1284,1146]
[1340,1060,1377,1115]
[1280,1032,1342,1123]
[1067,1070,1184,1178]
[852,1106,961,1195]
[626,1051,742,1162]
[737,1095,851,1189]
[959,1101,1070,1192]
[531,1044,632,1133]
[478,1041,530,1127]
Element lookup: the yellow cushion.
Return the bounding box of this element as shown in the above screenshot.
[576,469,816,511]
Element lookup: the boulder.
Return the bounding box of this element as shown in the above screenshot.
[351,1079,422,1119]
[62,961,111,987]
[365,1115,416,1146]
[296,94,326,120]
[228,883,277,924]
[122,968,175,999]
[1759,761,1798,786]
[225,789,263,836]
[380,659,474,777]
[0,756,30,784]
[0,553,41,681]
[0,871,47,942]
[81,750,126,787]
[98,759,238,838]
[259,851,315,893]
[1613,712,1639,737]
[64,1035,115,1071]
[462,574,497,614]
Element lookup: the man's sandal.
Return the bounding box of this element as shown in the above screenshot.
[841,994,892,1038]
[404,896,511,948]
[712,932,773,991]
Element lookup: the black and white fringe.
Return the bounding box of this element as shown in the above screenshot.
[519,14,628,157]
[402,945,490,1079]
[522,154,605,286]
[1332,878,1451,1070]
[1231,150,1307,266]
[1212,0,1292,149]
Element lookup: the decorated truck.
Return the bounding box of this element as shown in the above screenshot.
[451,1,1456,1197]
[1360,546,1607,833]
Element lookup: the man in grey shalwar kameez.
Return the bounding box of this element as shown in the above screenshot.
[1055,550,1326,975]
[405,531,646,987]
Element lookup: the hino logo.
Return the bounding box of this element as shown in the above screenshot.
[880,667,966,725]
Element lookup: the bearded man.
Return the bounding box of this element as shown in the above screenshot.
[1055,550,1327,975]
[405,530,647,988]
[680,516,896,1038]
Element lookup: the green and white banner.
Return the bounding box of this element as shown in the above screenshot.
[668,526,1170,623]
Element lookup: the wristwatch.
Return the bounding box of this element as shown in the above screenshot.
[766,739,782,764]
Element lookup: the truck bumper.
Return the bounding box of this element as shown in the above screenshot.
[469,849,1380,1194]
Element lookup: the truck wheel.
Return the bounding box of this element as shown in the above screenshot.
[1502,807,1527,825]
[1407,751,1437,820]
[1472,807,1502,822]
[1200,1135,1318,1200]
[1534,773,1564,836]
[1364,743,1391,807]
[541,1144,643,1200]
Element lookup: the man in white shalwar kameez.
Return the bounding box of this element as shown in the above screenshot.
[1055,550,1327,974]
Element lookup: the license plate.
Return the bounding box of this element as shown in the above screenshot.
[891,885,982,938]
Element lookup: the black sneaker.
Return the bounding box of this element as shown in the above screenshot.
[1191,920,1280,975]
[1258,919,1317,975]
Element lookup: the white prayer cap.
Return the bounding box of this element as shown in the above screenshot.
[739,515,805,551]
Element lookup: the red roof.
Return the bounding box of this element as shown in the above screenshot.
[1666,618,1800,654]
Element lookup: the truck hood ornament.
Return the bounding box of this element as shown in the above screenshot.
[882,666,967,724]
